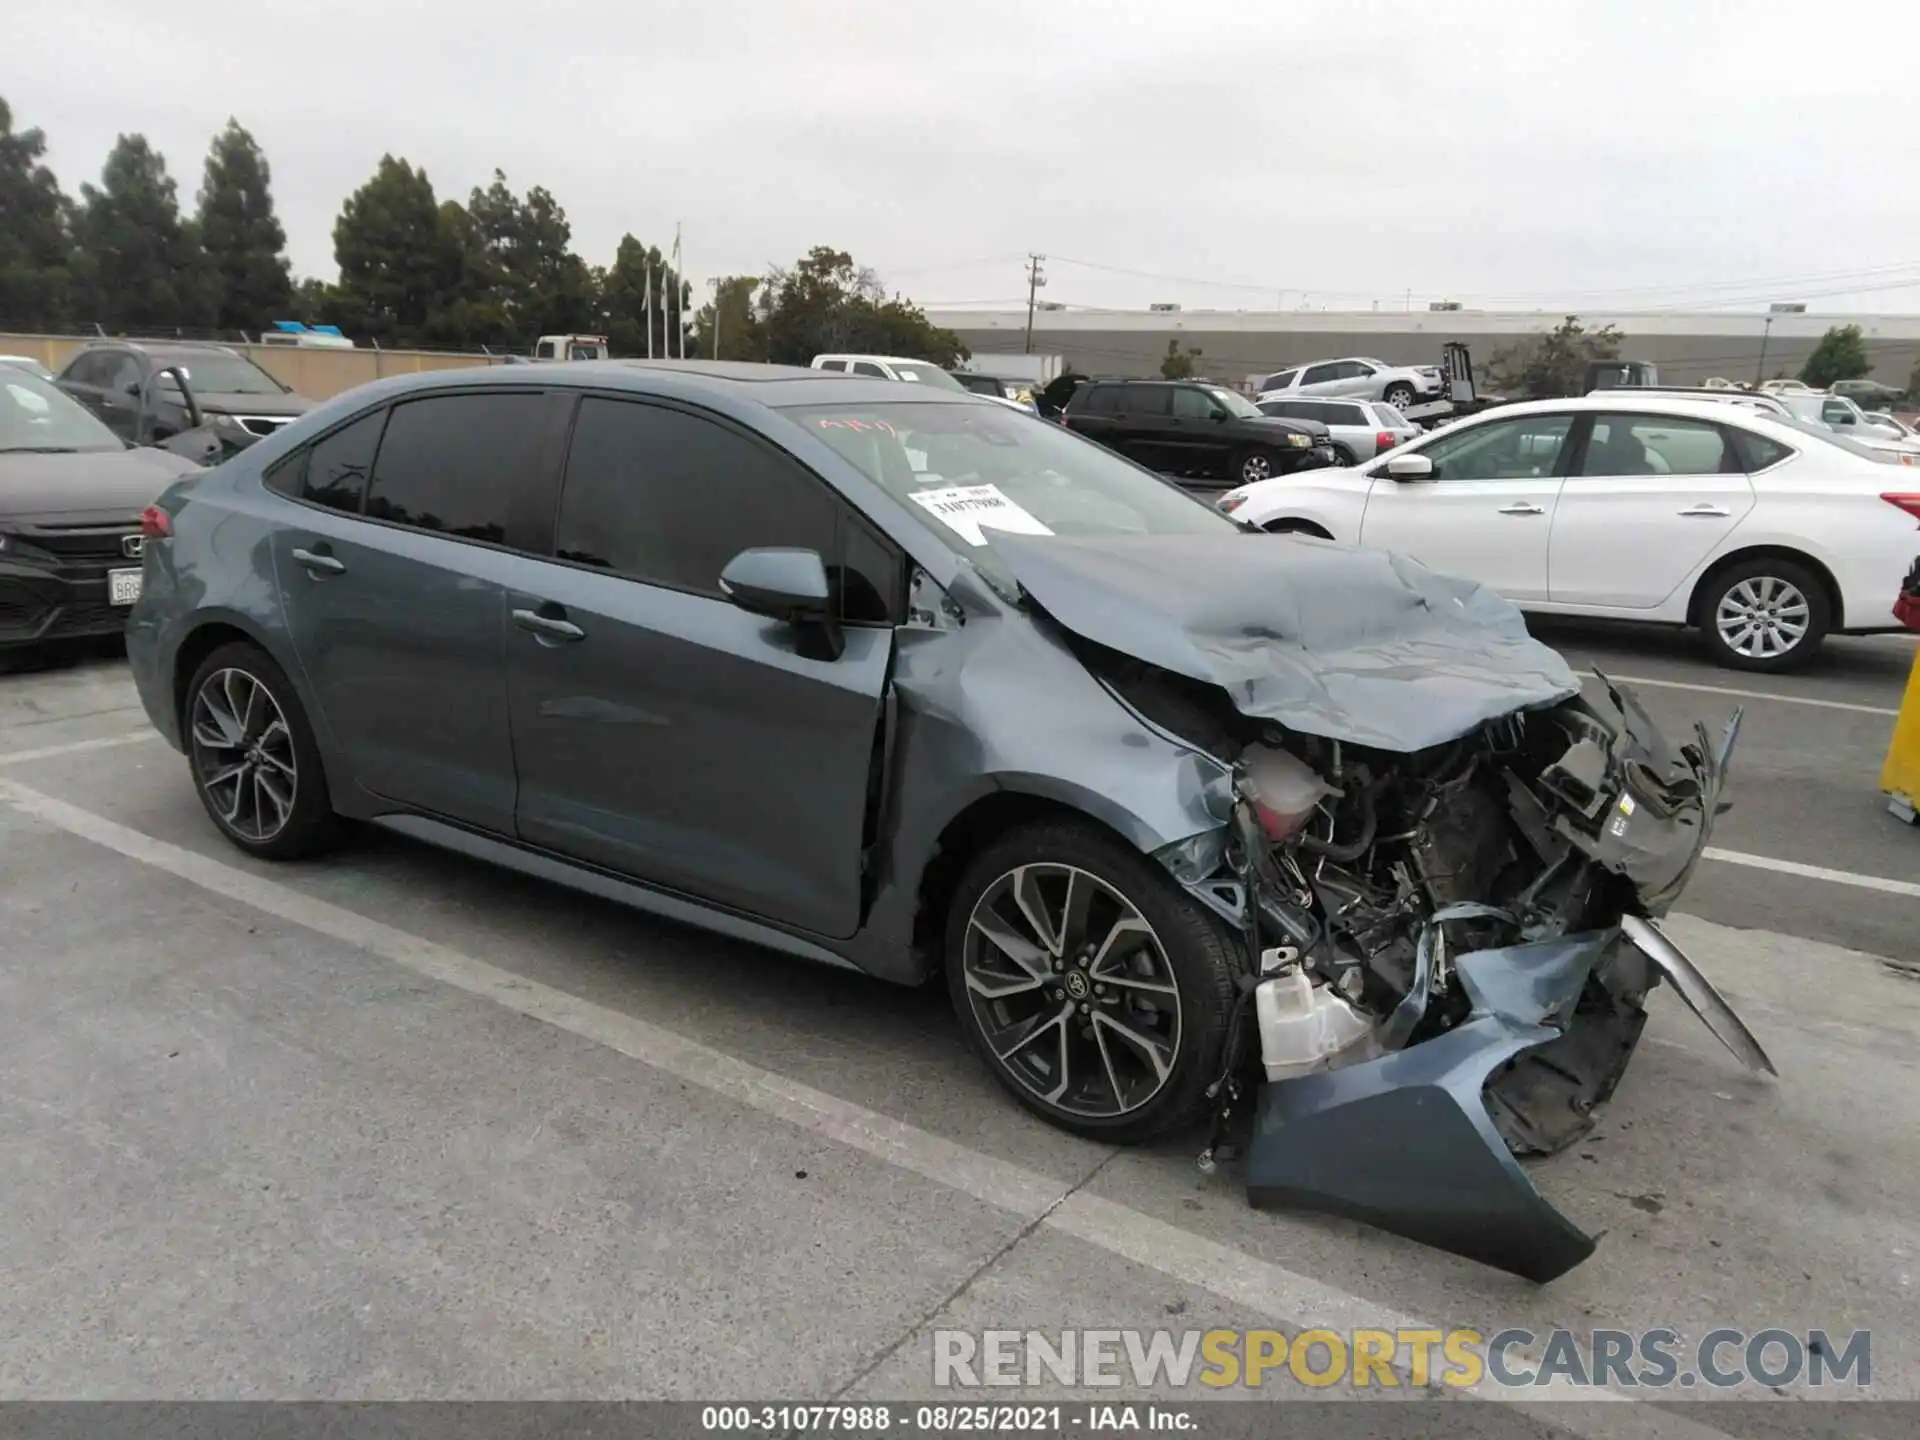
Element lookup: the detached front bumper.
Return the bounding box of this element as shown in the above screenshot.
[1246,922,1773,1284]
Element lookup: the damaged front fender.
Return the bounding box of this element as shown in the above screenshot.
[1246,929,1637,1285]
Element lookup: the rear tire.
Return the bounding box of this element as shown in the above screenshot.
[944,820,1240,1144]
[182,640,341,859]
[1694,557,1830,673]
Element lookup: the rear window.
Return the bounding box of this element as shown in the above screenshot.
[1374,403,1410,427]
[1262,370,1297,391]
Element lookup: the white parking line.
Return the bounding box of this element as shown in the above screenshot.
[1592,673,1899,718]
[1704,846,1920,900]
[0,730,160,767]
[0,775,1748,1432]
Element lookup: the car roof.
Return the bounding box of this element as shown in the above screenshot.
[81,338,242,358]
[326,358,987,412]
[816,354,942,365]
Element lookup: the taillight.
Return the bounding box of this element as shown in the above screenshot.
[1375,431,1395,453]
[1883,494,1920,524]
[139,505,172,539]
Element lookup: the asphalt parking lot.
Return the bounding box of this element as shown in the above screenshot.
[1,626,1915,1429]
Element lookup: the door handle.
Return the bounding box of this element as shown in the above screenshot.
[290,546,345,575]
[1678,504,1731,518]
[511,607,585,642]
[1496,502,1545,516]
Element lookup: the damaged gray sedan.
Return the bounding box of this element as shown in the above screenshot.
[125,361,1773,1285]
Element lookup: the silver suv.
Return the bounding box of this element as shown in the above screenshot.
[1253,396,1419,463]
[1256,356,1445,409]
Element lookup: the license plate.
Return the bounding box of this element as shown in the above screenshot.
[108,567,143,606]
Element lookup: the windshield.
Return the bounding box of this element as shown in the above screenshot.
[886,363,964,391]
[787,401,1239,585]
[155,354,286,396]
[0,370,124,453]
[1208,387,1262,419]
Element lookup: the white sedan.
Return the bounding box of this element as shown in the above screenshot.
[1216,395,1920,672]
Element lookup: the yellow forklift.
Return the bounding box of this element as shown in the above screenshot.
[1885,558,1920,824]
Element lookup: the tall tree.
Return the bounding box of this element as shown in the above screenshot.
[690,275,764,360]
[1485,315,1624,399]
[599,234,688,357]
[759,246,963,366]
[0,97,74,327]
[196,118,292,332]
[465,170,596,342]
[331,155,462,344]
[73,134,207,330]
[1799,324,1872,389]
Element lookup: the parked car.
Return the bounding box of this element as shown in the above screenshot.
[1,365,204,653]
[0,354,55,382]
[1256,357,1445,410]
[1217,394,1920,672]
[1253,396,1419,465]
[1775,392,1920,457]
[810,354,966,390]
[55,341,314,458]
[1062,378,1335,487]
[1864,411,1919,440]
[125,358,1759,1284]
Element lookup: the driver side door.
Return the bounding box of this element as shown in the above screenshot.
[504,395,900,940]
[1358,410,1576,601]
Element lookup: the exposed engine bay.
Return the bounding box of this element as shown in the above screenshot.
[1084,640,1775,1284]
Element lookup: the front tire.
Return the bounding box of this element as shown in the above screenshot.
[183,640,341,859]
[944,820,1239,1143]
[1383,383,1416,408]
[1695,557,1830,672]
[1329,444,1356,467]
[1235,448,1279,485]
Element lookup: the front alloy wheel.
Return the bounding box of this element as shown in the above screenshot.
[945,822,1238,1143]
[1237,449,1276,484]
[962,863,1182,1121]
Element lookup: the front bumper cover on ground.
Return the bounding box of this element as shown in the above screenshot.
[1245,925,1773,1284]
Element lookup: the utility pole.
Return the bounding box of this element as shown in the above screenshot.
[1755,315,1773,385]
[1023,254,1047,354]
[710,278,723,360]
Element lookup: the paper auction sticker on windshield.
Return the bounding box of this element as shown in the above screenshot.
[907,484,1053,547]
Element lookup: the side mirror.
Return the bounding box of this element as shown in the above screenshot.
[1384,453,1435,482]
[719,547,843,660]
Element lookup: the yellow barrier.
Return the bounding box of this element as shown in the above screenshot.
[1885,646,1920,825]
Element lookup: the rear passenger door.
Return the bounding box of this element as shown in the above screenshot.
[266,389,568,835]
[1547,412,1756,610]
[503,395,899,939]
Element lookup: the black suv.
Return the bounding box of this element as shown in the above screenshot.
[56,341,314,459]
[1062,379,1334,488]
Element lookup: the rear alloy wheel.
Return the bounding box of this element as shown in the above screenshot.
[184,641,340,859]
[1236,448,1278,485]
[1383,383,1416,409]
[1697,558,1830,673]
[945,822,1237,1143]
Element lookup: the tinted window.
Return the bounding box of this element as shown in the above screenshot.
[364,393,548,543]
[817,359,847,371]
[267,409,388,513]
[1299,363,1340,385]
[1171,387,1215,419]
[61,353,110,387]
[1263,370,1297,391]
[1077,385,1122,414]
[554,398,894,621]
[1728,430,1794,472]
[1326,403,1368,425]
[1257,399,1310,420]
[851,361,889,378]
[1418,412,1574,481]
[536,340,557,359]
[1582,415,1731,476]
[1123,386,1171,416]
[153,353,282,395]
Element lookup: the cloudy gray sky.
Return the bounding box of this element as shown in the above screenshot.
[10,0,1920,315]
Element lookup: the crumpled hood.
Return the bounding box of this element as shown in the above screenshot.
[0,445,204,516]
[987,530,1582,752]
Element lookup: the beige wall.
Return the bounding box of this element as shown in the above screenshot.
[0,332,506,400]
